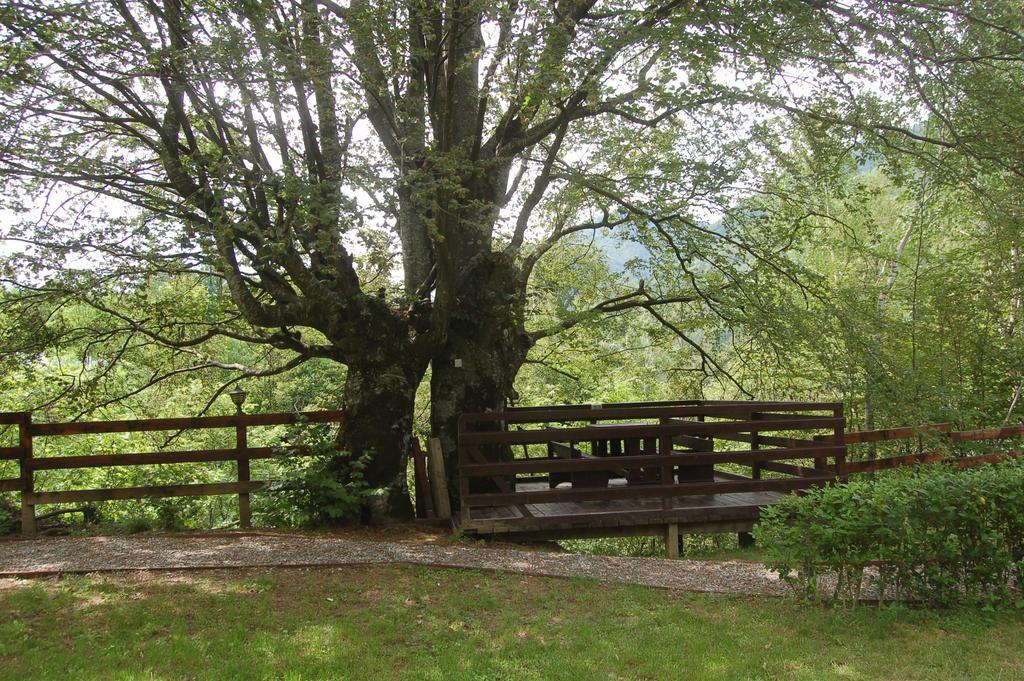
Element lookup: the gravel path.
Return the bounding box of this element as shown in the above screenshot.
[0,533,803,596]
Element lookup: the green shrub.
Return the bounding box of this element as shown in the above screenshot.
[0,497,18,535]
[257,423,374,526]
[754,461,1024,607]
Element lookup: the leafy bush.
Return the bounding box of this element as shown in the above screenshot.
[754,461,1024,607]
[257,423,374,526]
[0,497,18,535]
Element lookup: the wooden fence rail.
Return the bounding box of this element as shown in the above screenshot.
[816,422,1024,474]
[0,410,346,537]
[815,423,953,445]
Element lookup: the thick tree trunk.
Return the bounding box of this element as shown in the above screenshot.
[337,358,426,522]
[430,254,533,506]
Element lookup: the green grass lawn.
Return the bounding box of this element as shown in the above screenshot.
[1,566,1023,680]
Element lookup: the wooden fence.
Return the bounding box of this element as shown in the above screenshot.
[0,410,346,537]
[4,400,1020,543]
[815,422,1024,474]
[456,400,847,537]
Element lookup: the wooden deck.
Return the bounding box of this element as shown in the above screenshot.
[451,402,1024,551]
[463,475,785,539]
[455,401,847,546]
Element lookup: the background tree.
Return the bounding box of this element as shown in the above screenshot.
[711,118,1024,437]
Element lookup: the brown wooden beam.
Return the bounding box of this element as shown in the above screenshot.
[715,432,819,448]
[460,418,843,447]
[840,452,944,474]
[411,439,431,519]
[27,447,306,471]
[427,438,452,521]
[460,402,843,425]
[817,423,952,445]
[25,481,267,505]
[0,447,22,461]
[464,504,766,535]
[28,410,345,437]
[476,519,759,541]
[747,412,834,421]
[760,461,825,478]
[236,422,251,529]
[460,446,845,476]
[840,449,1024,475]
[19,413,34,538]
[949,424,1024,442]
[665,523,679,558]
[464,475,830,508]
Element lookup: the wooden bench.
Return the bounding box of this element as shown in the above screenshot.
[547,441,614,488]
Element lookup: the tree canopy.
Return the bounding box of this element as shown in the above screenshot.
[0,0,1021,514]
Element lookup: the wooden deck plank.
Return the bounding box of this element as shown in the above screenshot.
[462,504,766,535]
[463,489,773,533]
[462,463,798,536]
[468,499,765,524]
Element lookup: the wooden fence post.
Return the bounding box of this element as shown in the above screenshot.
[236,422,251,529]
[411,439,432,518]
[457,438,472,528]
[832,404,845,477]
[20,412,35,538]
[750,412,762,480]
[427,437,452,521]
[665,522,679,559]
[659,433,673,513]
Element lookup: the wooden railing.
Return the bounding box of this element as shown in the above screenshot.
[816,422,1024,474]
[0,410,346,537]
[456,400,846,533]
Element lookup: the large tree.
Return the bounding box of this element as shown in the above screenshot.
[0,0,1020,515]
